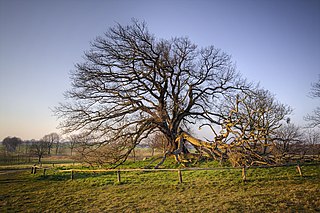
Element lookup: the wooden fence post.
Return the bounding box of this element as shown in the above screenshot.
[242,166,247,182]
[117,170,121,183]
[43,169,47,177]
[296,164,303,177]
[71,170,74,180]
[178,169,183,183]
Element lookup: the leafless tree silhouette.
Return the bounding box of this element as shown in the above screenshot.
[30,140,49,163]
[147,132,168,156]
[273,122,302,162]
[199,89,292,166]
[42,133,60,155]
[57,20,291,166]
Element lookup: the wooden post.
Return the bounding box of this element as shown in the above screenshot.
[242,166,246,182]
[178,169,183,184]
[43,169,46,177]
[117,170,121,183]
[296,164,303,177]
[71,170,74,180]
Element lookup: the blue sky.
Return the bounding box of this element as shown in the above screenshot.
[0,0,319,140]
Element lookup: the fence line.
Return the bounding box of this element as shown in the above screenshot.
[30,163,312,183]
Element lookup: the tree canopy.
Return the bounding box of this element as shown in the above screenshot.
[2,136,22,153]
[56,20,290,167]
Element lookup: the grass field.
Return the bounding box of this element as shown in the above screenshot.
[0,160,319,212]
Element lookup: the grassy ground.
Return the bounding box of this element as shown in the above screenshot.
[0,161,319,212]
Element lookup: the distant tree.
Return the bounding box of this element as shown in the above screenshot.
[274,123,303,159]
[70,133,125,166]
[148,132,168,156]
[55,19,249,166]
[30,140,49,163]
[67,134,82,156]
[23,139,35,162]
[2,137,22,153]
[305,76,320,127]
[304,128,320,156]
[55,136,61,155]
[42,133,60,155]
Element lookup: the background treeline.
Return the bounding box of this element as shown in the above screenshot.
[1,125,319,166]
[0,133,68,164]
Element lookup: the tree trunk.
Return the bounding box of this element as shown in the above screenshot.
[154,137,177,168]
[55,142,60,155]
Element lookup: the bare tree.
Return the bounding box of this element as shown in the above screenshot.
[204,89,292,166]
[174,88,292,167]
[273,122,302,162]
[42,133,60,155]
[30,140,49,163]
[67,134,81,156]
[305,76,320,127]
[71,133,132,166]
[302,128,320,157]
[148,132,168,156]
[23,140,31,155]
[55,20,249,166]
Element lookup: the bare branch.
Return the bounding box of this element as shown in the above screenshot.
[55,20,251,166]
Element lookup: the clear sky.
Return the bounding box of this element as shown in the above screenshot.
[0,0,319,140]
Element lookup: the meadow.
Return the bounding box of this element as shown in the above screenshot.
[0,158,319,212]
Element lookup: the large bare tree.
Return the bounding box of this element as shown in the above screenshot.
[56,20,250,166]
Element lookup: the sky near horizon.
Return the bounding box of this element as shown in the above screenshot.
[0,0,319,140]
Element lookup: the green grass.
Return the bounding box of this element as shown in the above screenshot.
[1,162,319,212]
